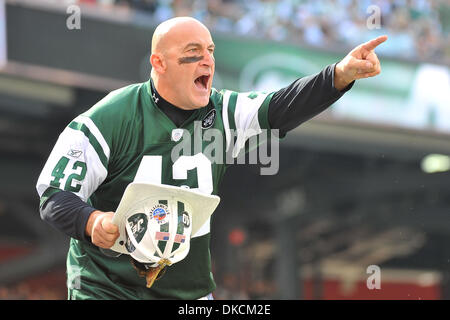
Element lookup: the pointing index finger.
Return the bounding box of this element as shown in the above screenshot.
[362,35,388,51]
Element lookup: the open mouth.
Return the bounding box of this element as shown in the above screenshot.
[194,75,210,91]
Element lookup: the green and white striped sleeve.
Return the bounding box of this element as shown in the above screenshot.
[221,90,274,158]
[36,114,110,206]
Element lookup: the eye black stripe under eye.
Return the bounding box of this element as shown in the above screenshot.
[178,56,204,64]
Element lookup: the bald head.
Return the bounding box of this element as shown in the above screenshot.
[149,17,215,110]
[151,17,211,55]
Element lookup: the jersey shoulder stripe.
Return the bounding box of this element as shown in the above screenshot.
[80,82,150,158]
[217,89,274,156]
[233,90,273,131]
[34,83,144,205]
[68,118,109,170]
[219,90,234,152]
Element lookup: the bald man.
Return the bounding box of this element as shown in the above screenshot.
[36,17,386,300]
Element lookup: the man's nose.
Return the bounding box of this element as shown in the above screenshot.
[201,50,214,67]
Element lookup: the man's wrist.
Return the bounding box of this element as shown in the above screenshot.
[334,61,353,91]
[85,210,103,237]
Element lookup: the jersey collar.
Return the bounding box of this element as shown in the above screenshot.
[144,79,211,133]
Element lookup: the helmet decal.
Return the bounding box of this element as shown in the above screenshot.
[125,213,148,253]
[182,211,190,228]
[150,203,170,224]
[109,182,220,288]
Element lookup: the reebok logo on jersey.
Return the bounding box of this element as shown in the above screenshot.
[201,109,216,129]
[67,149,83,158]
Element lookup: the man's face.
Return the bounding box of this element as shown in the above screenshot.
[162,24,215,109]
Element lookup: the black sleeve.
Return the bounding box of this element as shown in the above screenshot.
[40,191,96,242]
[268,63,354,137]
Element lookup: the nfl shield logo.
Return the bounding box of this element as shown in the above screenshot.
[171,129,184,142]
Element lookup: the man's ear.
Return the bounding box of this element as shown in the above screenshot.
[150,53,166,73]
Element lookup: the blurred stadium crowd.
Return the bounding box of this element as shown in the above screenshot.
[76,0,450,64]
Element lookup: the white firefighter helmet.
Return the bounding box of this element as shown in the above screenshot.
[110,182,220,268]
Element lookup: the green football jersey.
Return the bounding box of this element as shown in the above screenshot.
[36,79,274,299]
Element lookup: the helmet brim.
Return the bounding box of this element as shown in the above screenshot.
[110,182,220,255]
